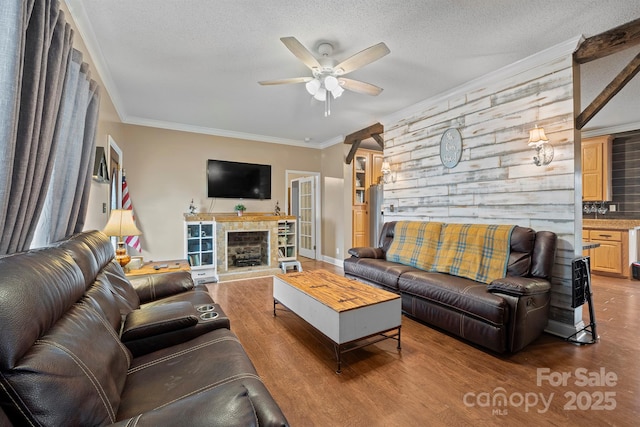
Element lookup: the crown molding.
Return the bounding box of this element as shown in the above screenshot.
[124,116,311,147]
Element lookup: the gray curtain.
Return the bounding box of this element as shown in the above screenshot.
[0,0,99,254]
[32,51,100,247]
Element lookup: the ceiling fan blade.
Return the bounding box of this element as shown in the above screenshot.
[334,42,390,75]
[280,37,321,70]
[258,77,313,85]
[339,78,383,96]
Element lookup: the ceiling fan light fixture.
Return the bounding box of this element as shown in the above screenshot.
[324,75,339,91]
[314,87,327,101]
[260,37,390,117]
[305,78,320,95]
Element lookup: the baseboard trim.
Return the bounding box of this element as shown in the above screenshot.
[545,319,587,342]
[322,255,343,267]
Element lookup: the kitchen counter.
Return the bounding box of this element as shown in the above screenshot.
[583,219,640,230]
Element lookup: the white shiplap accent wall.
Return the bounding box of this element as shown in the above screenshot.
[382,52,582,333]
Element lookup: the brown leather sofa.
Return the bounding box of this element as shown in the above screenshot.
[344,222,557,353]
[0,230,288,426]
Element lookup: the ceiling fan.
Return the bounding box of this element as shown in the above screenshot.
[259,37,390,116]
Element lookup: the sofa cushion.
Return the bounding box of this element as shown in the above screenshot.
[506,226,535,276]
[110,384,260,427]
[66,230,116,271]
[84,274,133,330]
[398,271,508,325]
[3,302,131,426]
[103,262,142,313]
[129,270,195,303]
[118,329,283,426]
[344,257,416,291]
[0,248,85,369]
[385,221,442,271]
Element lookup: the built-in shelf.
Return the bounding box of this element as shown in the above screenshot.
[277,219,297,261]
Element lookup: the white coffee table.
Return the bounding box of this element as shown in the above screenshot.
[273,270,401,373]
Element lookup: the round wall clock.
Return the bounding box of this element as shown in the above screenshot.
[440,128,462,168]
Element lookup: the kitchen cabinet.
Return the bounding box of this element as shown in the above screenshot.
[352,149,383,247]
[582,135,612,201]
[587,228,628,278]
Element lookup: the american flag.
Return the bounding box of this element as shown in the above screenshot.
[122,175,142,252]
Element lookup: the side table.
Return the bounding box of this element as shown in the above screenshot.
[125,259,191,277]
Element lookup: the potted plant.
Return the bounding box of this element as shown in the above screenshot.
[234,204,246,216]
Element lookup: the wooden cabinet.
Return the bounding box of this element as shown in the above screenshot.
[352,149,383,248]
[582,136,612,201]
[586,228,628,278]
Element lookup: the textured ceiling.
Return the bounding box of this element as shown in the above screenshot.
[64,0,640,147]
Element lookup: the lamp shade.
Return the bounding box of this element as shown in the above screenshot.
[381,161,391,173]
[305,78,321,95]
[528,126,549,147]
[103,209,141,237]
[324,75,339,91]
[313,87,327,101]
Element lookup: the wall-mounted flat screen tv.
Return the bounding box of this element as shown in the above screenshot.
[207,159,271,199]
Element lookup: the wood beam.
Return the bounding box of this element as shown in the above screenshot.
[344,122,384,164]
[345,139,362,164]
[371,133,385,149]
[343,122,383,145]
[574,18,640,64]
[576,51,640,130]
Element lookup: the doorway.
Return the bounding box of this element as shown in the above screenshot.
[286,171,321,260]
[108,135,122,210]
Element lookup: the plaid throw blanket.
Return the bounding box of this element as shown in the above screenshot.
[432,223,515,284]
[386,221,443,271]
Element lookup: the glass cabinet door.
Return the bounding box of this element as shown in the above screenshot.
[354,154,367,205]
[186,222,214,267]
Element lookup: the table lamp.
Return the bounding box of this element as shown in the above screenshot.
[102,209,142,268]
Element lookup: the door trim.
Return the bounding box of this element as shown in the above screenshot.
[285,170,321,260]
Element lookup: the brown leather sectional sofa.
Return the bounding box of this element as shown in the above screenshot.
[0,231,288,426]
[344,222,557,353]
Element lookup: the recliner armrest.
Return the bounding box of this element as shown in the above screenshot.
[348,247,385,259]
[121,301,198,342]
[488,276,551,296]
[128,270,195,303]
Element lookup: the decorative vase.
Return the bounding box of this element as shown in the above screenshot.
[237,210,242,217]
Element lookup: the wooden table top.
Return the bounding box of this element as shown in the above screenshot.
[275,270,399,313]
[125,259,191,277]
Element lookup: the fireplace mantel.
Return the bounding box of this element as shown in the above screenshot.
[185,213,295,222]
[184,213,295,281]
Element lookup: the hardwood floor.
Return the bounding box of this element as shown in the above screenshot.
[207,260,639,426]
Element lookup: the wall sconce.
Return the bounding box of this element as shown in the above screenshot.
[381,161,395,184]
[528,125,554,166]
